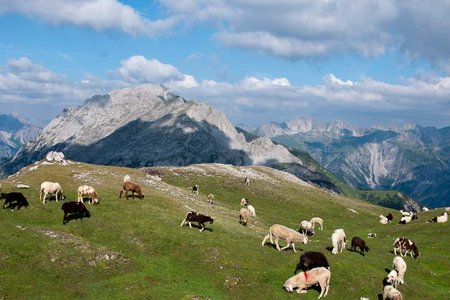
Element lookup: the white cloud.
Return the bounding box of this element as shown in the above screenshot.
[2,56,449,128]
[116,55,184,83]
[160,0,395,59]
[171,72,450,127]
[3,1,450,67]
[0,0,178,36]
[158,0,450,67]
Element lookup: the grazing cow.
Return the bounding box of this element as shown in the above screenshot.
[77,185,99,204]
[40,181,64,204]
[295,251,330,274]
[351,236,370,255]
[119,181,144,199]
[244,177,250,186]
[393,237,420,258]
[180,211,214,232]
[1,192,29,210]
[192,184,199,195]
[61,201,91,225]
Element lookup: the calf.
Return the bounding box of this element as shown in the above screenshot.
[1,192,29,210]
[180,211,214,232]
[295,251,330,274]
[351,236,370,255]
[393,237,419,258]
[61,201,91,225]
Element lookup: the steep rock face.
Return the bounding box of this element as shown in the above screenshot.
[1,84,301,175]
[255,119,450,208]
[254,117,361,139]
[0,114,41,160]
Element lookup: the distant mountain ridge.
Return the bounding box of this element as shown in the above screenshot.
[0,84,302,176]
[0,114,41,161]
[252,117,450,208]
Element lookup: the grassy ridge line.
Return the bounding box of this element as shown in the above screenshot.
[0,161,448,299]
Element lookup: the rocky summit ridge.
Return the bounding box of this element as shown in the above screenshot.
[1,84,301,176]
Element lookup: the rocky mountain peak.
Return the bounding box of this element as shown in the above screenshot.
[1,84,302,176]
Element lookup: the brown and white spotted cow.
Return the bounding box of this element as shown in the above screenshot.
[393,237,420,258]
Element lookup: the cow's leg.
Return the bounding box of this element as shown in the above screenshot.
[188,221,192,228]
[180,219,187,227]
[199,223,205,232]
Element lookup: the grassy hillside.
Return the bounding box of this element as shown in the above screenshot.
[1,160,449,299]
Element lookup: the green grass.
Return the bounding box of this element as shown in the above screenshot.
[0,161,449,299]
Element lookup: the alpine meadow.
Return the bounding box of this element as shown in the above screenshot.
[0,159,448,299]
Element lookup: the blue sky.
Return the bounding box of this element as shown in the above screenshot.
[0,0,450,128]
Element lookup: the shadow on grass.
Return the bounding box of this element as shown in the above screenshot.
[181,223,214,232]
[348,248,365,256]
[63,213,91,225]
[262,243,305,252]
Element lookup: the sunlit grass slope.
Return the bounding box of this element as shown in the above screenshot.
[0,161,448,299]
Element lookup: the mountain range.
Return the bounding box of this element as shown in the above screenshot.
[0,114,41,162]
[251,117,450,208]
[0,84,302,177]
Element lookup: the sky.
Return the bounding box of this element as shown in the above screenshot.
[0,0,450,128]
